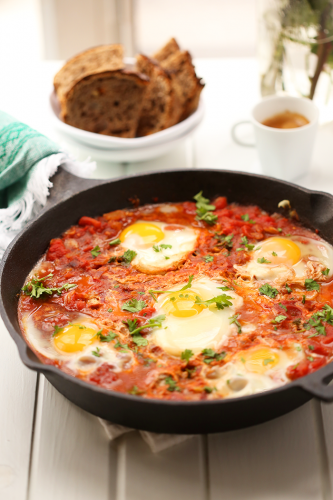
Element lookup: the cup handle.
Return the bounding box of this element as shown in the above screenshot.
[231,120,255,147]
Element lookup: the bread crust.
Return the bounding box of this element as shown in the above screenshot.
[62,69,149,138]
[152,38,180,63]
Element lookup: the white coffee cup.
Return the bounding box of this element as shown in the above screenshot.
[231,95,319,181]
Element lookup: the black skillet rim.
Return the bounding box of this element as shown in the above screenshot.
[1,167,333,407]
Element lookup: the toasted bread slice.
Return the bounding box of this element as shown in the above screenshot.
[159,50,204,120]
[54,44,124,102]
[152,38,180,63]
[61,69,149,138]
[136,54,177,136]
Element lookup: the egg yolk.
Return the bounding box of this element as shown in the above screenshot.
[53,324,97,353]
[162,291,205,318]
[255,237,301,266]
[240,348,280,374]
[120,222,165,246]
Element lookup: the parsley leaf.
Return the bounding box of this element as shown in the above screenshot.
[272,251,277,257]
[121,298,147,313]
[149,275,194,301]
[96,330,117,342]
[229,314,242,333]
[263,358,274,366]
[322,268,330,276]
[132,335,148,346]
[22,274,77,299]
[181,349,193,363]
[202,348,227,364]
[153,244,172,252]
[272,315,287,324]
[279,303,287,311]
[52,325,63,337]
[123,319,138,332]
[124,315,165,337]
[302,295,306,304]
[285,283,292,294]
[107,308,113,312]
[92,347,101,357]
[164,376,180,392]
[241,214,249,222]
[305,279,320,291]
[121,249,137,264]
[257,257,271,264]
[109,238,121,246]
[203,255,214,263]
[214,233,234,248]
[91,246,101,258]
[128,385,144,395]
[204,386,215,393]
[195,294,233,310]
[304,303,333,336]
[259,283,279,298]
[194,191,217,225]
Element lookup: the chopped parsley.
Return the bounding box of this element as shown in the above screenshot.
[240,236,255,251]
[109,238,121,246]
[132,335,148,347]
[302,295,306,304]
[204,386,215,393]
[229,314,241,333]
[164,376,180,392]
[121,298,147,313]
[153,244,172,252]
[149,275,194,301]
[257,257,271,264]
[263,358,274,366]
[121,249,137,264]
[202,348,226,364]
[96,330,117,342]
[272,314,287,324]
[214,233,234,248]
[307,356,314,362]
[259,283,279,299]
[322,268,330,276]
[195,294,233,310]
[305,279,320,291]
[181,349,194,363]
[241,214,255,223]
[92,347,101,357]
[128,385,144,395]
[52,325,63,337]
[22,273,77,299]
[203,255,214,263]
[91,246,101,258]
[304,304,333,336]
[308,345,315,350]
[279,303,287,311]
[272,251,278,257]
[123,315,165,337]
[285,284,292,294]
[193,191,217,225]
[107,308,113,312]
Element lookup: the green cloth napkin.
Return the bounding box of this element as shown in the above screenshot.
[0,111,95,257]
[0,111,59,209]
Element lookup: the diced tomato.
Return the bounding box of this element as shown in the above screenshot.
[78,216,101,228]
[138,307,155,318]
[287,357,326,380]
[89,363,118,387]
[47,239,67,260]
[183,202,196,214]
[213,197,227,210]
[307,341,331,357]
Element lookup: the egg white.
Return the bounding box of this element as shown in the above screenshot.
[120,220,198,274]
[22,313,131,375]
[150,276,243,357]
[237,236,333,282]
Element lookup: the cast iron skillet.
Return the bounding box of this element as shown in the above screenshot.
[2,168,333,434]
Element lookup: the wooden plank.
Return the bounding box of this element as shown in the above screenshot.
[0,318,37,500]
[208,401,323,500]
[117,432,206,500]
[28,376,112,500]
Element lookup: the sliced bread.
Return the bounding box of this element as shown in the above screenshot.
[152,38,180,63]
[54,44,124,103]
[61,69,149,138]
[136,54,176,136]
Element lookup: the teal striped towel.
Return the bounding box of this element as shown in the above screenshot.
[0,111,95,257]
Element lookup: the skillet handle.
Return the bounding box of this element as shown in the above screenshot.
[46,169,105,209]
[298,365,333,402]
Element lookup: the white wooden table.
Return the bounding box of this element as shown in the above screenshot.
[2,58,333,500]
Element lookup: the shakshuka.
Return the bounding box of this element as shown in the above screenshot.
[18,192,333,400]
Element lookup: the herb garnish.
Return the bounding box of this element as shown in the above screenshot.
[121,298,147,313]
[91,246,101,258]
[259,283,279,299]
[195,294,233,310]
[109,239,121,246]
[96,330,117,342]
[121,249,137,264]
[322,268,330,276]
[241,214,255,223]
[272,315,287,324]
[204,386,215,393]
[241,236,255,251]
[305,279,320,291]
[22,274,77,299]
[164,376,181,392]
[149,275,194,301]
[229,314,241,333]
[202,348,227,364]
[285,284,292,294]
[203,255,214,263]
[214,233,234,249]
[257,257,271,264]
[92,347,101,357]
[263,358,274,366]
[153,244,172,252]
[181,349,194,363]
[52,325,63,337]
[304,304,333,336]
[272,251,278,257]
[193,191,217,225]
[123,315,165,337]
